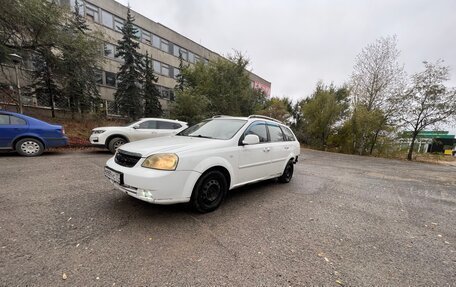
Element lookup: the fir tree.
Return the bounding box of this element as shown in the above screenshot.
[114,7,144,120]
[31,48,62,118]
[61,0,101,117]
[143,51,162,117]
[174,50,186,92]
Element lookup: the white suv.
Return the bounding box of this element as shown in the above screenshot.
[104,115,300,212]
[90,118,188,153]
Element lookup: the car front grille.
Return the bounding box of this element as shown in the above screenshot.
[115,150,142,168]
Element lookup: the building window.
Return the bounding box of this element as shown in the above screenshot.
[114,17,123,32]
[101,10,113,28]
[133,25,141,40]
[160,39,169,53]
[142,30,151,44]
[194,55,201,63]
[173,45,180,57]
[105,72,117,87]
[153,60,160,73]
[161,64,170,77]
[95,70,103,85]
[85,3,99,22]
[188,51,195,63]
[152,34,160,48]
[104,43,115,58]
[173,67,180,79]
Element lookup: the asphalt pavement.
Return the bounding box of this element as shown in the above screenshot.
[0,148,455,286]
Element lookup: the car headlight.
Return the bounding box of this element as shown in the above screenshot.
[92,130,105,134]
[142,153,179,171]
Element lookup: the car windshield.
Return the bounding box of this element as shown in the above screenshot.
[177,119,247,140]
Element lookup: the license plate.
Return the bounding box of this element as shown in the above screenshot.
[104,166,122,184]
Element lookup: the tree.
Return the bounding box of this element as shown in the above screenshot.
[114,7,144,120]
[174,51,186,92]
[143,52,162,117]
[30,48,62,118]
[300,83,350,149]
[61,0,102,117]
[350,35,406,154]
[171,52,261,119]
[257,97,290,123]
[170,90,209,125]
[401,60,456,160]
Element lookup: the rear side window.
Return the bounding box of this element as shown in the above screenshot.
[281,126,296,141]
[244,121,268,143]
[158,121,181,129]
[10,116,26,125]
[267,124,284,142]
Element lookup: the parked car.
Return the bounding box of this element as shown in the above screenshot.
[0,110,68,156]
[104,115,300,212]
[90,118,188,153]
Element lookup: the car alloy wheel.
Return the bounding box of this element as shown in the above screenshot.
[108,137,128,153]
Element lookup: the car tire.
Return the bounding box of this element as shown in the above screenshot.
[278,159,294,183]
[191,170,228,213]
[15,138,44,157]
[108,137,127,153]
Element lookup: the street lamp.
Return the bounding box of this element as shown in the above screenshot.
[9,53,23,114]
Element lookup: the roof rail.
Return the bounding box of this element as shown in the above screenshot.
[248,115,283,124]
[212,115,234,118]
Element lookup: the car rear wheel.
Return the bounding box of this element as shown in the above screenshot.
[108,137,127,153]
[278,159,294,183]
[191,170,227,213]
[15,138,44,157]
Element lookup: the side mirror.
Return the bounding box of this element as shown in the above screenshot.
[133,124,140,129]
[242,134,260,145]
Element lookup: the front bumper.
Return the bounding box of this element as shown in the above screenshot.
[105,157,201,205]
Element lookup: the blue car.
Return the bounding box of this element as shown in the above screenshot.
[0,110,68,156]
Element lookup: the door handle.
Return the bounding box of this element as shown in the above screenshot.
[263,147,270,152]
[284,146,290,150]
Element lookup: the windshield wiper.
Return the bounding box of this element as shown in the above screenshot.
[190,134,213,139]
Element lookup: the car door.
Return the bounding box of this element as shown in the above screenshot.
[266,123,290,176]
[237,121,272,184]
[0,114,28,148]
[130,120,158,141]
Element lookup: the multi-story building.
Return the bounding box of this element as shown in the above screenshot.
[0,0,271,116]
[66,0,271,115]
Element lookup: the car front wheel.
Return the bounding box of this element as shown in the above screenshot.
[191,170,228,213]
[15,138,44,157]
[108,137,127,153]
[278,159,294,183]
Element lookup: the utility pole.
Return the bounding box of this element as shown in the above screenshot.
[9,53,23,114]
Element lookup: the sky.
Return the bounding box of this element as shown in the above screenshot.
[117,0,456,132]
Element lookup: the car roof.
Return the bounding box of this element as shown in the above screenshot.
[211,115,285,125]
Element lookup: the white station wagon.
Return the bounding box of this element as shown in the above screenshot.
[104,115,300,212]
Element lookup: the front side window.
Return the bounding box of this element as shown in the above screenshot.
[178,119,247,140]
[0,114,10,125]
[268,124,284,142]
[10,116,26,125]
[244,122,268,143]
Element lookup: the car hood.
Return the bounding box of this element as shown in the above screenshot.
[118,136,222,157]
